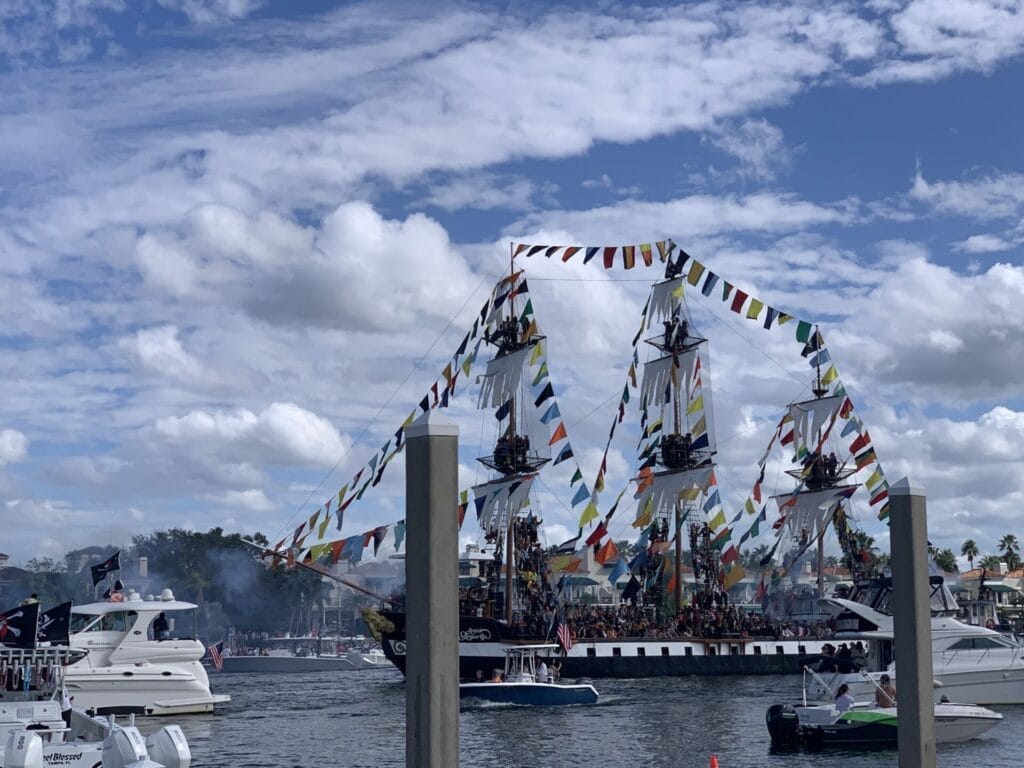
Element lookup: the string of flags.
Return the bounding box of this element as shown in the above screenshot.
[271,273,528,552]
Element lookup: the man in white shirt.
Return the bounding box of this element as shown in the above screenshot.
[536,657,549,683]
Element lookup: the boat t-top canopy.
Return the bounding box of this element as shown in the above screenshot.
[506,644,560,654]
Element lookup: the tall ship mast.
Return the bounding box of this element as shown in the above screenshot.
[473,259,549,624]
[770,327,861,598]
[634,259,718,615]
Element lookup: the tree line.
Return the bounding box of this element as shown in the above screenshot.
[4,528,343,637]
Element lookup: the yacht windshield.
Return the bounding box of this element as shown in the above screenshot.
[70,613,99,633]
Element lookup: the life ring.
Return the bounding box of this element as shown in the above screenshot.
[985,618,996,630]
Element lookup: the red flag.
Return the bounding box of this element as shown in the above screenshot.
[730,289,749,313]
[849,431,872,454]
[548,422,568,445]
[585,523,608,547]
[594,539,618,566]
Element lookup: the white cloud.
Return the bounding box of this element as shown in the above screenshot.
[152,401,346,468]
[0,429,28,465]
[705,118,793,181]
[909,170,1024,220]
[955,234,1015,253]
[156,0,261,24]
[118,325,204,381]
[201,488,276,512]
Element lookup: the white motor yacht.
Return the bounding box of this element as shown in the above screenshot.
[65,590,230,716]
[808,576,1024,705]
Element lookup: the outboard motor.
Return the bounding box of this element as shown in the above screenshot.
[765,703,801,746]
[102,727,161,768]
[146,725,192,768]
[3,730,44,768]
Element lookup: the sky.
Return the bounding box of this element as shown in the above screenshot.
[2,0,1024,570]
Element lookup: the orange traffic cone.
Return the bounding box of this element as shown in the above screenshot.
[709,757,720,768]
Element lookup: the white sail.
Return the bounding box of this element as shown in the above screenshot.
[772,485,857,538]
[647,277,686,326]
[635,465,714,523]
[787,395,844,455]
[477,346,530,409]
[472,474,535,532]
[640,347,697,408]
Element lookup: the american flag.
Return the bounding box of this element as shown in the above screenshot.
[207,641,224,672]
[556,619,573,653]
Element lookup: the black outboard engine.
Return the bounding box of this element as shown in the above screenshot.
[765,704,801,746]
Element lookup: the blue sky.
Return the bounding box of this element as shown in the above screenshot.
[2,0,1024,572]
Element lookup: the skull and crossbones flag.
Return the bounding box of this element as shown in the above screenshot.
[0,602,40,649]
[37,602,72,646]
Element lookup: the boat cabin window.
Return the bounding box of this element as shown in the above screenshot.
[948,636,1016,651]
[100,611,137,632]
[70,614,101,633]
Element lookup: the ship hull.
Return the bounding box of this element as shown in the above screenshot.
[380,612,828,678]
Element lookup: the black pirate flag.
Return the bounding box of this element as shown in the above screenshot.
[0,602,40,649]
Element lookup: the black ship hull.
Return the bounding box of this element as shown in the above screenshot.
[380,611,828,679]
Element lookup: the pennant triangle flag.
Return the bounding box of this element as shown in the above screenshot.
[552,443,574,465]
[548,422,568,445]
[571,484,590,507]
[534,382,554,407]
[594,539,618,566]
[570,468,583,486]
[578,500,599,527]
[608,558,629,584]
[723,563,746,589]
[540,402,561,424]
[585,522,608,547]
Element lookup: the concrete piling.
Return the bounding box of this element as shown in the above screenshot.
[889,477,936,768]
[405,410,460,768]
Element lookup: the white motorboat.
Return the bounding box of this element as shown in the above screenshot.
[65,590,230,716]
[459,645,598,707]
[807,576,1024,705]
[220,636,393,673]
[0,647,192,767]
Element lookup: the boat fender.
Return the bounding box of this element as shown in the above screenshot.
[102,727,150,768]
[765,704,801,746]
[3,730,44,768]
[146,725,192,768]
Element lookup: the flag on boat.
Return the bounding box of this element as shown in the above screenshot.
[0,602,40,649]
[556,618,573,653]
[207,641,225,672]
[90,551,120,585]
[37,602,72,645]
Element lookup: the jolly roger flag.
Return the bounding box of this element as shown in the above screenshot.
[90,551,120,585]
[0,602,40,649]
[37,602,72,646]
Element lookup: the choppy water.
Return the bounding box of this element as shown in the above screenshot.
[156,670,1022,767]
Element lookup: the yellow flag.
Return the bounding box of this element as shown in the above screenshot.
[865,467,884,490]
[709,508,726,530]
[529,341,544,365]
[723,563,746,590]
[633,497,654,528]
[686,261,705,286]
[578,500,598,528]
[318,513,331,539]
[402,411,416,427]
[821,365,838,385]
[746,298,764,319]
[687,395,704,415]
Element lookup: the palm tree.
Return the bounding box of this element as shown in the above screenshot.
[998,534,1021,570]
[933,548,958,573]
[961,539,979,571]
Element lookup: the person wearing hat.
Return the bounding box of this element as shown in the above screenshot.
[875,673,897,707]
